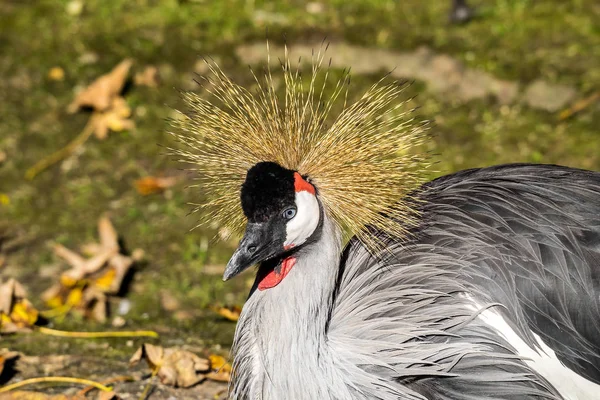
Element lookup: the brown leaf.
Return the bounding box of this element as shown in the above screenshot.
[130,344,210,388]
[56,245,116,282]
[134,176,178,195]
[0,279,26,314]
[206,354,231,382]
[80,243,102,256]
[134,66,159,88]
[206,371,231,382]
[68,59,133,113]
[0,349,19,375]
[43,216,139,322]
[53,244,86,272]
[98,216,119,252]
[96,391,120,400]
[214,305,241,322]
[95,254,133,294]
[129,343,164,370]
[53,216,121,282]
[83,287,108,323]
[131,248,145,262]
[89,97,135,140]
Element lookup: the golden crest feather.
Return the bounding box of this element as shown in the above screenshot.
[170,43,431,248]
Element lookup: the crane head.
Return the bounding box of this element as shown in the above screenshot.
[223,161,321,288]
[172,46,430,270]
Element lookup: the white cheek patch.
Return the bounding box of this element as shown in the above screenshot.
[284,191,320,248]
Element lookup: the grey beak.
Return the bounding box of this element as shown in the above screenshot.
[223,223,268,281]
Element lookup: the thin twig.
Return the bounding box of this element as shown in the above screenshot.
[0,376,112,393]
[138,366,160,400]
[37,326,159,338]
[559,91,600,120]
[77,375,136,396]
[25,114,96,180]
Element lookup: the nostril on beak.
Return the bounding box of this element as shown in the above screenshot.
[247,245,257,254]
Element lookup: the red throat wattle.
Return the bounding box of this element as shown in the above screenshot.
[258,257,296,291]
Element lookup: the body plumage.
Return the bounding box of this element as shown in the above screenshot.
[173,47,600,399]
[229,164,600,399]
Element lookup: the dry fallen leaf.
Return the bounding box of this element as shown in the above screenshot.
[83,287,108,323]
[213,305,241,322]
[54,244,116,283]
[206,354,232,382]
[27,60,136,180]
[130,344,210,388]
[134,66,159,88]
[134,176,178,196]
[42,216,141,322]
[0,349,19,375]
[89,97,135,140]
[96,391,120,400]
[94,254,133,294]
[0,279,38,333]
[68,59,133,113]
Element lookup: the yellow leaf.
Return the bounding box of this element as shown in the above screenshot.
[66,287,83,306]
[94,268,116,291]
[44,294,64,309]
[214,305,241,322]
[10,300,39,327]
[1,312,11,325]
[0,194,9,206]
[107,115,125,132]
[48,66,65,81]
[60,274,78,288]
[209,354,231,373]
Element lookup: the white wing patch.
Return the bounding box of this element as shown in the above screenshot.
[284,191,319,248]
[465,295,600,400]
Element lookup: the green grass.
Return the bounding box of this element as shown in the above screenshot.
[0,0,598,358]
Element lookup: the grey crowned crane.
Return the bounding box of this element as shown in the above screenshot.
[172,49,600,399]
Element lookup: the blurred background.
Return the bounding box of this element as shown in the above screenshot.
[0,0,599,397]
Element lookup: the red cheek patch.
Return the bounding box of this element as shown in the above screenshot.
[258,257,296,291]
[294,172,315,194]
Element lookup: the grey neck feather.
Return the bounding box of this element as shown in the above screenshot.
[229,214,349,399]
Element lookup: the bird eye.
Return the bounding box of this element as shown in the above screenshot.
[282,207,297,220]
